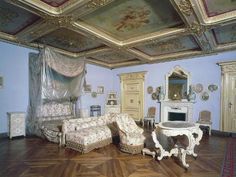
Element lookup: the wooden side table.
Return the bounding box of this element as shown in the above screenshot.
[7,112,26,139]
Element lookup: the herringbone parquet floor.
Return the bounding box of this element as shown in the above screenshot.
[0,128,228,177]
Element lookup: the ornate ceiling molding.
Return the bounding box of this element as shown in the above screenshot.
[178,0,193,16]
[0,0,236,68]
[43,15,73,27]
[188,21,206,37]
[218,61,236,73]
[119,71,147,81]
[86,0,112,9]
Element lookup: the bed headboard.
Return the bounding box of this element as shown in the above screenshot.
[37,101,74,120]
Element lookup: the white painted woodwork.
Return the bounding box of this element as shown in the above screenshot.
[218,61,236,132]
[153,121,203,168]
[160,101,193,122]
[119,71,146,121]
[7,112,26,139]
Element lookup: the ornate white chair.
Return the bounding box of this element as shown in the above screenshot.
[116,113,145,154]
[196,110,212,135]
[142,107,156,128]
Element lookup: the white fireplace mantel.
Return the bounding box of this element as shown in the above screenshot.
[160,100,194,122]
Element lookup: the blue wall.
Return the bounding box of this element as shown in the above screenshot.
[0,42,113,133]
[112,51,236,130]
[78,64,113,116]
[0,41,236,133]
[0,42,35,133]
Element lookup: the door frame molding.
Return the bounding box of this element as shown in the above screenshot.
[218,61,236,131]
[119,71,147,120]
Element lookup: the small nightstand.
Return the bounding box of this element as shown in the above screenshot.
[7,112,26,139]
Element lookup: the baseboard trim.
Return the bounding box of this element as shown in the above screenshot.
[211,130,236,137]
[0,133,8,139]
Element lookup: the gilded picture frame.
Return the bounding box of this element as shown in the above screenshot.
[97,86,104,94]
[84,84,91,93]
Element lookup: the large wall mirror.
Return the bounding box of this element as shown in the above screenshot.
[165,66,191,101]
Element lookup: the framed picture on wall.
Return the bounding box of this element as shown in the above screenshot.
[97,86,104,94]
[0,76,3,89]
[84,84,91,93]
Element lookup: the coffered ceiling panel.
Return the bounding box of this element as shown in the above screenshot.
[202,0,236,17]
[40,0,69,7]
[0,1,40,35]
[213,23,236,45]
[0,0,236,68]
[134,36,199,56]
[89,50,136,64]
[79,0,184,40]
[34,28,105,53]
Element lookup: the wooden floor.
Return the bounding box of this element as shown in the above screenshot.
[0,128,228,177]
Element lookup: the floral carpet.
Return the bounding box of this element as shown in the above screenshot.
[221,138,236,177]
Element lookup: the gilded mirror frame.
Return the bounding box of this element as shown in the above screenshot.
[165,65,191,101]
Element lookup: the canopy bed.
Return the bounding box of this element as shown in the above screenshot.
[27,47,86,144]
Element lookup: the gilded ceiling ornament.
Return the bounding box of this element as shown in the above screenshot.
[178,0,193,16]
[44,15,73,27]
[188,22,206,37]
[0,7,18,25]
[86,0,111,9]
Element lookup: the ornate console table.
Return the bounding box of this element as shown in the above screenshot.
[152,121,203,168]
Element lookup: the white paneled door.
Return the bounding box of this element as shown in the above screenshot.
[228,74,236,132]
[119,72,146,121]
[219,61,236,133]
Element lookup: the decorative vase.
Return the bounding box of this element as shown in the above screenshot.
[187,85,196,101]
[159,86,165,101]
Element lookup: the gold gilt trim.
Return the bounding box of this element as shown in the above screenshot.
[86,0,111,9]
[218,61,236,73]
[178,0,193,16]
[119,71,147,81]
[43,15,73,27]
[188,21,206,36]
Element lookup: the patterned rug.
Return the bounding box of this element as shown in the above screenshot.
[221,138,236,177]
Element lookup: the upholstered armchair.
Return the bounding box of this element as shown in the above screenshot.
[116,113,145,154]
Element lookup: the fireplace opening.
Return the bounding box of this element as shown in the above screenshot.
[168,112,186,121]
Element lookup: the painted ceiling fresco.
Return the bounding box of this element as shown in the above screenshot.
[0,1,40,35]
[90,51,136,64]
[202,0,236,17]
[79,0,183,40]
[0,0,236,68]
[213,23,236,44]
[35,28,105,53]
[134,36,199,56]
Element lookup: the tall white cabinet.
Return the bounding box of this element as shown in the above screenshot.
[105,92,120,114]
[7,112,26,139]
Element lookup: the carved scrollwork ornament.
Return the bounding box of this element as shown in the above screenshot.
[86,0,111,9]
[178,0,193,16]
[188,22,206,37]
[44,15,73,27]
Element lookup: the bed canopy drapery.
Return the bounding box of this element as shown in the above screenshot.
[27,47,86,135]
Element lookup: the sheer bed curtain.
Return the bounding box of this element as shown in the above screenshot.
[27,47,86,135]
